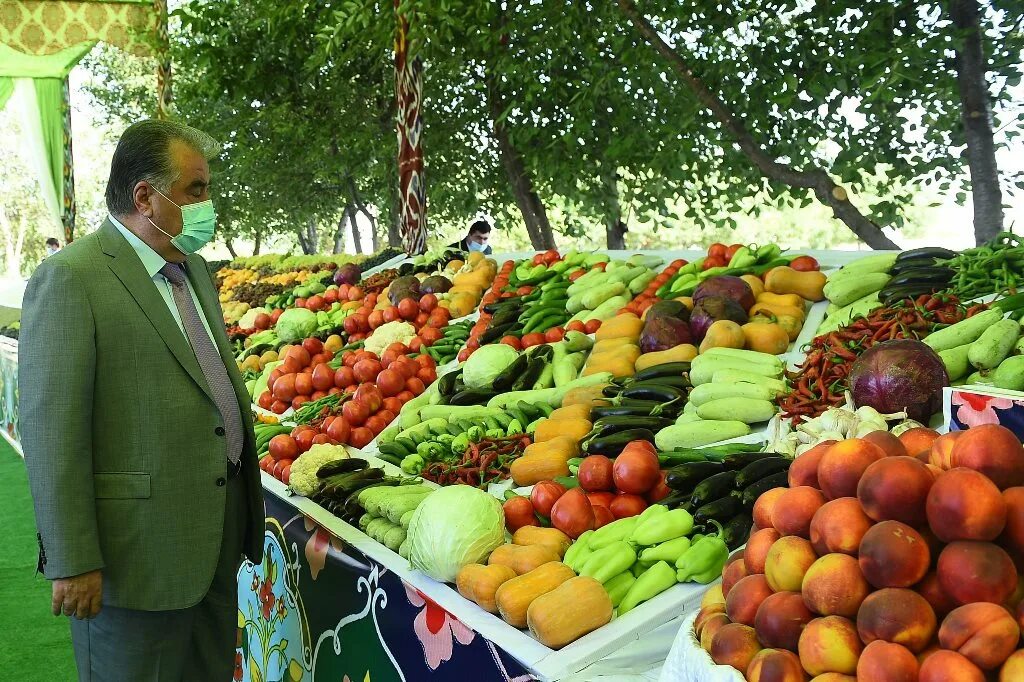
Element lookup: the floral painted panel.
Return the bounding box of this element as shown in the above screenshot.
[948,388,1024,440]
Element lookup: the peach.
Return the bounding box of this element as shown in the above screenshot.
[710,622,763,672]
[856,588,937,653]
[926,467,1006,542]
[1007,575,1024,610]
[754,487,788,530]
[788,440,835,489]
[746,648,807,682]
[928,429,961,470]
[809,498,873,556]
[1000,650,1024,682]
[1000,486,1024,556]
[765,536,817,592]
[914,571,958,618]
[856,640,919,682]
[939,602,1020,670]
[948,424,1024,489]
[746,528,782,574]
[863,429,909,457]
[726,574,775,627]
[856,455,934,525]
[858,520,930,588]
[937,541,1018,606]
[807,676,854,682]
[918,649,985,682]
[700,612,731,651]
[702,583,726,609]
[801,554,869,617]
[898,426,940,457]
[772,486,826,538]
[797,616,862,676]
[924,463,943,477]
[1018,598,1024,632]
[817,439,885,500]
[754,591,813,652]
[723,555,750,598]
[694,603,727,639]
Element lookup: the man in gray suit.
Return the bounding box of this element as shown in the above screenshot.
[19,120,264,680]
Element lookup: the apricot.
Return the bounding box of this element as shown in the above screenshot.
[746,648,807,682]
[788,440,835,489]
[754,591,813,652]
[754,487,788,530]
[711,622,763,673]
[746,528,782,575]
[801,554,869,618]
[926,467,1006,542]
[807,676,854,682]
[914,571,958,618]
[938,602,1020,670]
[722,555,750,598]
[797,616,862,676]
[700,612,731,652]
[772,486,826,538]
[765,536,817,592]
[1000,486,1024,557]
[918,649,985,682]
[858,520,930,588]
[856,640,919,682]
[1000,650,1024,682]
[702,583,726,609]
[948,423,1024,489]
[694,603,727,639]
[726,574,774,627]
[856,588,937,653]
[898,426,940,457]
[856,455,934,525]
[817,439,885,500]
[809,498,873,556]
[937,541,1018,606]
[928,429,961,470]
[863,429,909,457]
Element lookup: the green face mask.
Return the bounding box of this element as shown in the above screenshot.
[148,187,217,255]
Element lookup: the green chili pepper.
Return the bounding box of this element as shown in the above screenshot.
[619,560,677,614]
[639,536,692,565]
[400,454,424,474]
[604,572,636,608]
[675,523,729,584]
[728,245,757,269]
[578,541,637,584]
[450,433,470,454]
[564,532,595,572]
[631,508,694,546]
[588,516,640,550]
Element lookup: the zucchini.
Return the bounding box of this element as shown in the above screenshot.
[924,309,1003,352]
[617,383,687,403]
[689,470,739,508]
[448,389,497,406]
[992,355,1024,391]
[696,397,777,424]
[688,382,774,407]
[939,343,973,382]
[657,450,709,467]
[690,355,781,386]
[824,271,890,308]
[740,470,790,506]
[721,513,754,550]
[698,347,784,372]
[492,354,530,392]
[734,456,792,489]
[967,319,1020,370]
[720,451,772,470]
[693,494,744,527]
[895,246,957,262]
[654,420,752,450]
[665,461,726,491]
[710,370,788,397]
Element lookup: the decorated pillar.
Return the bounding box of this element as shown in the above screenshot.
[61,77,75,243]
[395,0,426,255]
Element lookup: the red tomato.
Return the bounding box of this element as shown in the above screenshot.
[416,367,437,385]
[328,387,342,396]
[593,504,615,528]
[294,373,313,397]
[592,262,606,272]
[349,427,374,449]
[584,319,602,334]
[257,391,274,410]
[549,488,596,539]
[382,397,403,414]
[393,358,418,380]
[294,428,316,453]
[259,455,274,472]
[610,493,648,519]
[311,364,334,392]
[612,441,661,494]
[334,366,355,389]
[364,415,386,435]
[542,249,560,265]
[347,286,364,302]
[272,374,297,401]
[703,255,726,270]
[376,369,405,397]
[310,390,327,402]
[521,332,546,348]
[499,335,522,350]
[566,320,586,333]
[382,306,401,323]
[708,242,727,258]
[377,410,396,425]
[405,377,426,395]
[586,491,616,509]
[419,294,438,312]
[724,243,744,261]
[294,297,307,309]
[343,314,366,335]
[288,346,311,368]
[408,336,423,353]
[342,400,369,426]
[415,353,436,369]
[386,342,410,356]
[323,289,338,305]
[397,298,419,321]
[306,295,325,312]
[429,307,452,324]
[789,255,820,272]
[646,471,672,503]
[291,396,310,410]
[544,327,564,343]
[395,390,415,404]
[457,348,471,362]
[269,434,298,461]
[419,327,443,346]
[270,309,284,324]
[568,269,585,282]
[311,434,334,446]
[302,337,324,356]
[380,349,399,368]
[530,480,567,517]
[367,310,385,329]
[503,496,539,533]
[326,416,351,443]
[353,359,382,383]
[532,254,545,266]
[354,384,383,413]
[578,455,615,492]
[282,464,292,485]
[272,459,291,480]
[270,400,289,415]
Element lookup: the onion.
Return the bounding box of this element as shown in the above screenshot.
[849,340,949,423]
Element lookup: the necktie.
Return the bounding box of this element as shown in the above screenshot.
[160,263,243,465]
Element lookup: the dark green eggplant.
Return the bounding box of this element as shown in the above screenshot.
[690,470,739,508]
[588,415,674,439]
[719,451,772,470]
[659,489,691,510]
[734,457,792,489]
[888,258,943,276]
[492,354,530,392]
[633,361,692,382]
[316,457,369,478]
[618,383,687,403]
[448,389,497,406]
[885,268,955,287]
[583,429,656,457]
[479,321,516,345]
[895,247,957,263]
[740,471,790,506]
[490,305,524,327]
[437,369,463,397]
[511,356,547,391]
[590,400,671,419]
[693,494,744,527]
[721,513,755,550]
[666,461,726,491]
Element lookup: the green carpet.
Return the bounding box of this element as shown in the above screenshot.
[0,439,76,679]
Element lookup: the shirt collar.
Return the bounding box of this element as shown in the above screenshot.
[109,214,168,279]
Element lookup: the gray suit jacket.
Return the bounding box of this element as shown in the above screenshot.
[19,219,264,611]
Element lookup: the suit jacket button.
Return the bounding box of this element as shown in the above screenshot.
[215,426,225,437]
[216,477,226,487]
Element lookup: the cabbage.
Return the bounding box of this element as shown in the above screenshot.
[407,486,505,582]
[275,308,317,343]
[238,306,269,330]
[463,344,519,389]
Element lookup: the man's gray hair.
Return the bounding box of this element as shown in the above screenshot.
[104,119,220,217]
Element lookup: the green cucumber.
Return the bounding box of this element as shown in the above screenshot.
[968,319,1021,370]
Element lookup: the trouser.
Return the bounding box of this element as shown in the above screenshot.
[70,473,247,682]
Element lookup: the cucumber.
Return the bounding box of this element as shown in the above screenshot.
[697,347,784,372]
[654,420,752,450]
[688,382,774,407]
[992,355,1024,391]
[696,397,777,424]
[690,355,782,386]
[939,344,972,381]
[924,309,1003,352]
[968,319,1020,370]
[823,271,890,308]
[711,369,788,397]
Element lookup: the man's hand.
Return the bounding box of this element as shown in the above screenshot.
[52,570,102,619]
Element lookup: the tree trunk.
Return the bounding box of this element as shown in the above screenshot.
[602,165,627,250]
[347,177,378,253]
[951,0,1004,245]
[333,208,350,254]
[224,238,237,259]
[617,0,900,250]
[253,228,262,256]
[297,219,318,255]
[349,205,363,254]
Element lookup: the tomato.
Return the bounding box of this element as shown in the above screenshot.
[348,286,364,302]
[418,294,438,312]
[302,337,324,356]
[544,327,564,343]
[578,455,614,492]
[328,387,342,396]
[269,434,298,461]
[457,348,471,362]
[259,455,274,472]
[288,346,311,368]
[566,320,586,333]
[724,243,744,261]
[341,400,369,426]
[349,427,374,449]
[465,336,481,351]
[430,307,452,324]
[415,353,436,369]
[376,368,405,397]
[379,396,402,414]
[311,433,334,446]
[584,319,602,334]
[281,464,292,485]
[311,390,327,402]
[612,441,661,494]
[592,262,606,271]
[408,336,423,353]
[568,269,585,282]
[503,496,539,533]
[397,298,419,321]
[532,254,545,266]
[333,366,355,389]
[646,471,672,504]
[708,242,727,258]
[270,400,289,415]
[272,459,290,479]
[382,306,401,323]
[419,327,443,346]
[344,314,366,335]
[353,358,382,383]
[323,289,338,305]
[322,415,336,432]
[586,491,616,509]
[789,255,820,272]
[405,377,426,395]
[380,349,399,368]
[310,364,333,392]
[257,390,274,410]
[306,295,325,312]
[542,249,561,265]
[377,410,396,425]
[294,297,306,309]
[325,416,351,443]
[294,428,316,453]
[703,255,727,270]
[367,310,385,329]
[291,396,310,410]
[393,358,418,380]
[609,493,648,519]
[354,384,383,413]
[593,504,615,528]
[521,332,546,348]
[272,374,297,401]
[416,366,437,385]
[364,414,387,435]
[549,488,596,539]
[294,373,313,397]
[270,309,284,324]
[396,390,415,404]
[530,480,567,517]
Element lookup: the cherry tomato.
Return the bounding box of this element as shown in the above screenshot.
[326,416,351,443]
[342,400,370,426]
[702,255,726,270]
[724,243,744,261]
[584,319,602,334]
[269,434,298,461]
[376,368,405,397]
[789,255,820,272]
[354,384,383,413]
[708,242,727,258]
[503,496,539,533]
[349,427,374,449]
[405,377,426,395]
[499,335,522,350]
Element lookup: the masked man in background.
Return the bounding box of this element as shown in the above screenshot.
[450,218,494,255]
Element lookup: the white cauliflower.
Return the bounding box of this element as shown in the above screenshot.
[288,443,350,497]
[364,321,417,355]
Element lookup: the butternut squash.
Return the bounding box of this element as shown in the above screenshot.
[756,291,804,308]
[527,576,613,648]
[512,527,572,558]
[534,418,592,443]
[634,343,698,372]
[495,561,576,628]
[591,336,638,354]
[750,310,802,341]
[510,436,579,486]
[549,403,592,421]
[585,344,641,378]
[595,313,643,342]
[765,266,826,302]
[672,296,694,310]
[560,384,608,408]
[749,301,806,322]
[456,563,517,613]
[741,321,790,354]
[698,320,745,354]
[488,543,561,575]
[740,275,765,299]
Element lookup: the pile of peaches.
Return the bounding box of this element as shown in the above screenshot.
[694,424,1024,682]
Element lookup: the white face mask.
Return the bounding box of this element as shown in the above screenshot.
[468,241,487,252]
[46,246,59,256]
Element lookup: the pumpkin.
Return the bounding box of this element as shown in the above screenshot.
[591,336,639,354]
[548,403,592,421]
[495,561,576,628]
[756,291,804,308]
[534,418,592,443]
[764,266,826,302]
[698,320,745,354]
[749,301,806,322]
[456,563,517,613]
[512,527,572,558]
[488,543,561,575]
[634,343,698,372]
[527,576,613,648]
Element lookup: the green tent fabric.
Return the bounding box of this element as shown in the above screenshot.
[0,78,12,111]
[0,43,95,79]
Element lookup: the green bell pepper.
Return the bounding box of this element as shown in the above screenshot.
[619,560,677,614]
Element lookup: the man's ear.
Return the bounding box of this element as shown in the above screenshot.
[134,182,154,217]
